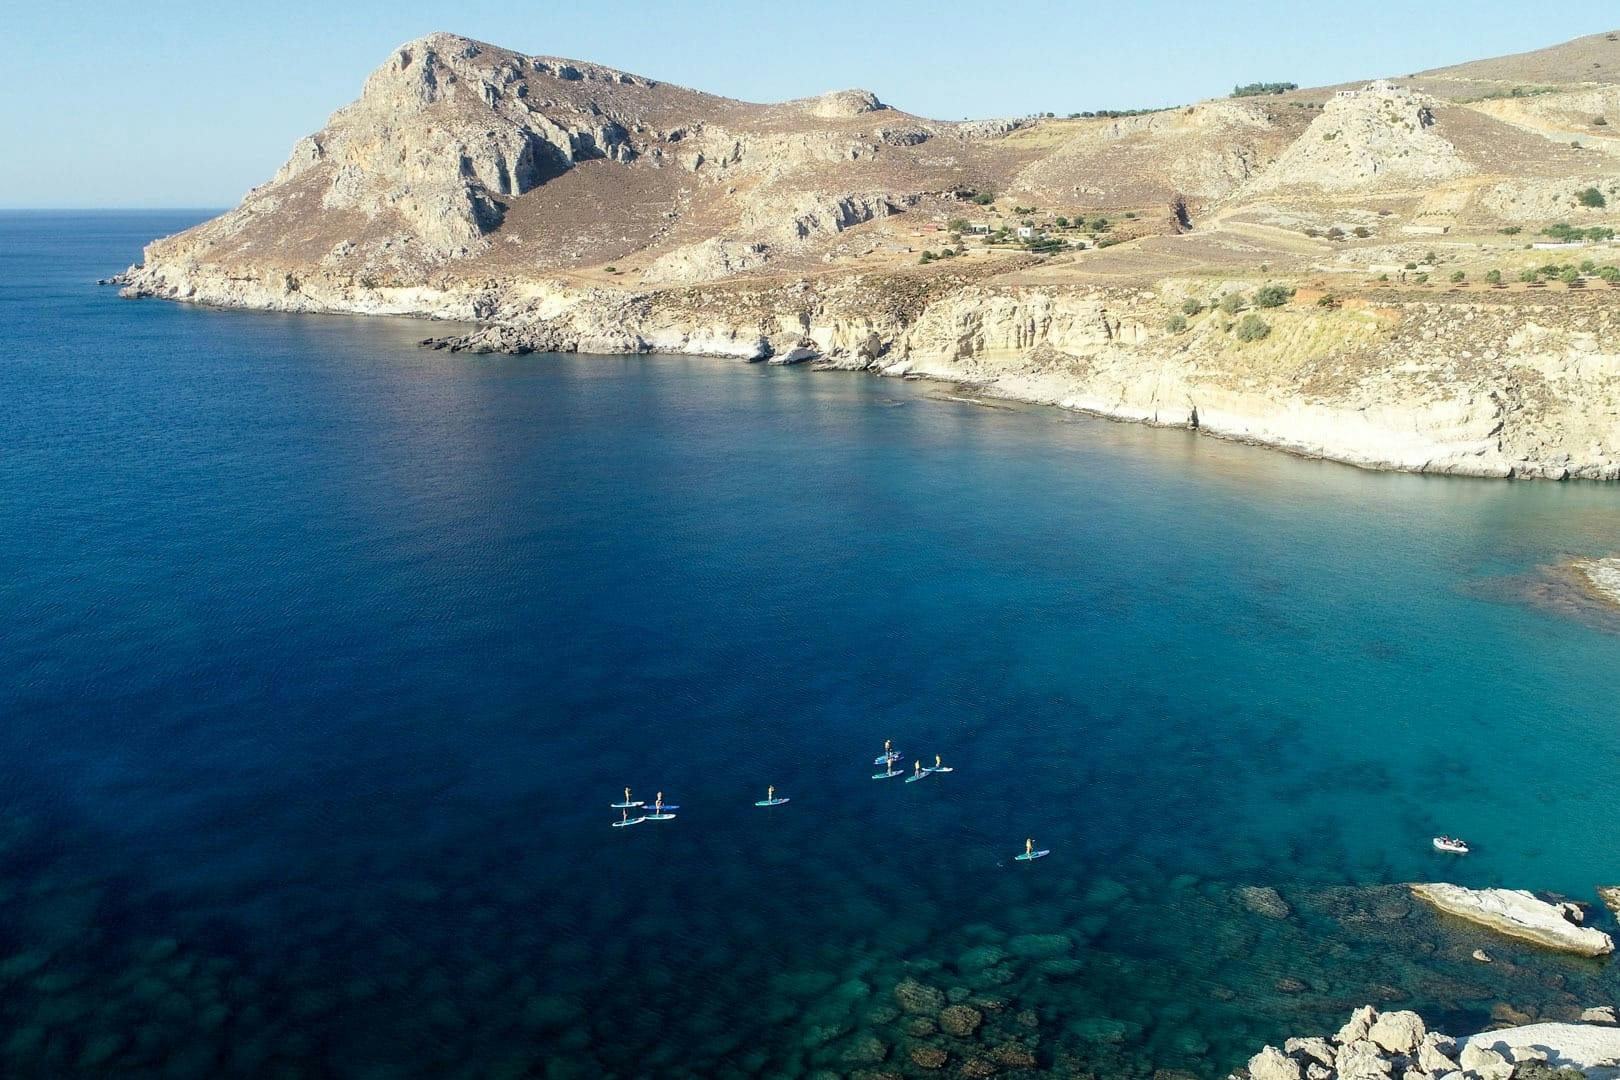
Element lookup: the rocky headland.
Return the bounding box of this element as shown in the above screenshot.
[115,30,1620,480]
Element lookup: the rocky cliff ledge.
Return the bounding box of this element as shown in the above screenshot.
[120,261,1620,480]
[1241,1006,1620,1080]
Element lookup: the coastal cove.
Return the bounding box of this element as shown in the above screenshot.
[6,211,1620,1077]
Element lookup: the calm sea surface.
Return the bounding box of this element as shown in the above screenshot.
[2,210,1619,1078]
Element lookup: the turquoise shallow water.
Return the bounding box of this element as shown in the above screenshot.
[1,210,1619,1077]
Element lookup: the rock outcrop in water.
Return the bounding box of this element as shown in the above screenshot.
[1410,884,1616,957]
[1242,1008,1620,1080]
[117,29,1620,480]
[1573,560,1620,610]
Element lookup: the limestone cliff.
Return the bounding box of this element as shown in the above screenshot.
[119,30,1620,480]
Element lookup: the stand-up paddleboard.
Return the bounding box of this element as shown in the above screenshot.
[873,752,902,765]
[754,797,790,807]
[872,769,902,780]
[925,766,955,774]
[1014,849,1049,861]
[644,813,677,821]
[646,804,679,812]
[904,771,930,783]
[610,801,644,809]
[611,816,646,827]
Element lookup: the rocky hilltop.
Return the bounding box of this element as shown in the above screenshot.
[120,30,1620,478]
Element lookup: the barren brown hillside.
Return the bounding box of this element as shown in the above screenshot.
[121,29,1620,480]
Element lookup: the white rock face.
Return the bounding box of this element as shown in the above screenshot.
[796,88,888,118]
[1249,82,1468,191]
[1369,1012,1428,1056]
[1459,1023,1620,1074]
[1417,1033,1461,1076]
[1411,884,1617,956]
[1457,1043,1513,1080]
[1337,1006,1380,1046]
[1339,1040,1396,1080]
[1236,1008,1620,1080]
[1250,1045,1304,1080]
[641,239,769,284]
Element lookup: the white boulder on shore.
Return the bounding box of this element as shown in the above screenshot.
[1411,883,1615,957]
[1243,1008,1620,1080]
[1460,1024,1620,1079]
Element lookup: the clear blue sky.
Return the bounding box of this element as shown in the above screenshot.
[6,0,1619,208]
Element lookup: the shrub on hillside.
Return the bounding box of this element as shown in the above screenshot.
[1181,298,1205,316]
[1253,284,1293,308]
[1577,186,1607,208]
[1218,292,1246,315]
[1165,314,1188,333]
[1485,269,1502,284]
[1234,314,1271,342]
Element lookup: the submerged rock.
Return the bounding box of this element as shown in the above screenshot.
[893,978,945,1015]
[1006,933,1072,959]
[1236,886,1292,920]
[938,1004,983,1038]
[1410,884,1615,957]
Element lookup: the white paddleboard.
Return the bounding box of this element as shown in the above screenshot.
[754,798,790,807]
[925,766,954,774]
[611,817,646,828]
[872,770,902,780]
[610,801,645,809]
[644,813,676,821]
[1014,850,1049,861]
[904,772,930,783]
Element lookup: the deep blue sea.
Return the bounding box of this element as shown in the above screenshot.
[2,210,1619,1078]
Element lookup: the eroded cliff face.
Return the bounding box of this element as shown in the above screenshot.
[124,253,1620,479]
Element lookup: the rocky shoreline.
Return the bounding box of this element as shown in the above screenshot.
[116,264,1620,482]
[1241,1007,1620,1080]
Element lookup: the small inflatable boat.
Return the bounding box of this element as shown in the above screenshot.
[1432,836,1470,854]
